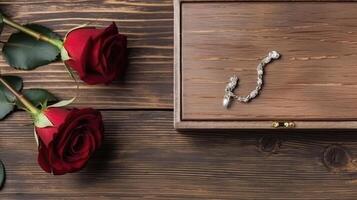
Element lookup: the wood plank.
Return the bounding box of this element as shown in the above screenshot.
[2,111,357,199]
[0,0,173,109]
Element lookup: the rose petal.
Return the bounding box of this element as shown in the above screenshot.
[37,142,52,173]
[36,108,70,147]
[65,37,94,81]
[64,27,104,62]
[35,127,58,147]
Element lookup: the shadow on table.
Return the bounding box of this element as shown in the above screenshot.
[74,123,123,185]
[180,129,357,172]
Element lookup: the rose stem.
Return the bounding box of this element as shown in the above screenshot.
[0,76,40,115]
[2,16,63,50]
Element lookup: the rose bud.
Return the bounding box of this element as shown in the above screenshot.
[35,107,104,175]
[63,23,128,85]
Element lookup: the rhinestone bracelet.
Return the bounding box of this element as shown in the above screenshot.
[223,51,281,109]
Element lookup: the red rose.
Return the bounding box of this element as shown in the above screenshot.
[64,23,127,85]
[35,108,104,175]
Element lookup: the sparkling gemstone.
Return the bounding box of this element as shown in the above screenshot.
[223,98,230,108]
[250,90,258,97]
[228,82,235,88]
[269,51,280,59]
[230,76,238,82]
[264,57,272,63]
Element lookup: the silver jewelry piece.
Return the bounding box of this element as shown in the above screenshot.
[223,51,281,109]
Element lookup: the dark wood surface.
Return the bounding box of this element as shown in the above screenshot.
[0,0,173,109]
[1,0,357,199]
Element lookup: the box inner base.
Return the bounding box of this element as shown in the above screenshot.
[181,2,357,121]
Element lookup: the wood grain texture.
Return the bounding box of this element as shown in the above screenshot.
[0,0,173,109]
[2,0,357,199]
[2,111,357,199]
[180,2,357,121]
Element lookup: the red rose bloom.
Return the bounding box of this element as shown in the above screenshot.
[64,23,127,85]
[35,108,104,175]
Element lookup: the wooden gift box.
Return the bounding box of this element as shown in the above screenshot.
[174,0,357,129]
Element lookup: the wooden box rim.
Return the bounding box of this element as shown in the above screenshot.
[174,0,357,130]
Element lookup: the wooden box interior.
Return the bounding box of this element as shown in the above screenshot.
[175,0,357,129]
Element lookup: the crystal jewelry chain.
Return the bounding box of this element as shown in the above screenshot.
[223,51,281,108]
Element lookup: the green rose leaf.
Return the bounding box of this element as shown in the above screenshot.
[0,160,5,190]
[0,92,13,120]
[18,88,57,109]
[2,24,61,70]
[0,76,23,101]
[0,76,23,120]
[0,13,4,36]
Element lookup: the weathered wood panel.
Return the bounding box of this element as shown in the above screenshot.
[0,0,173,109]
[1,111,357,199]
[1,0,357,199]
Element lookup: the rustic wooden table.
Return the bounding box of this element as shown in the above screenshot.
[1,0,357,199]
